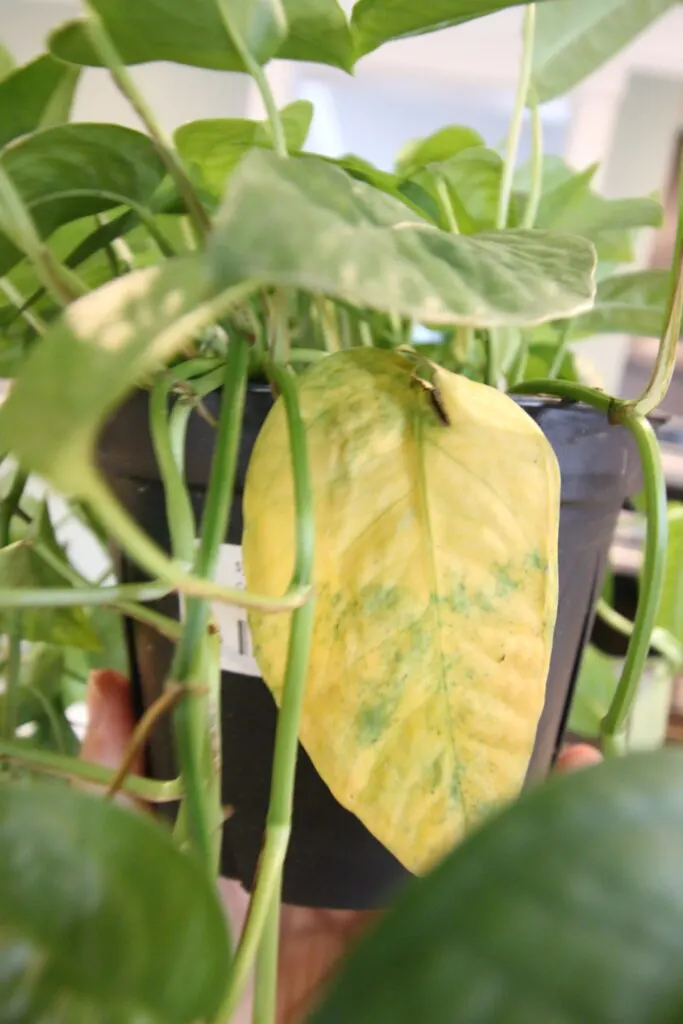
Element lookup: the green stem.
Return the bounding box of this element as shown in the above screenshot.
[0,278,46,335]
[0,739,182,801]
[509,377,613,414]
[548,323,571,379]
[522,88,543,230]
[214,1,287,160]
[0,164,84,305]
[596,597,683,669]
[169,337,249,879]
[117,600,181,642]
[0,468,27,546]
[599,414,667,743]
[220,364,315,1020]
[435,176,459,233]
[82,474,310,612]
[485,330,501,387]
[150,378,196,565]
[622,154,683,417]
[509,377,668,748]
[253,894,281,1024]
[289,348,328,364]
[0,576,172,609]
[497,4,536,230]
[3,614,21,740]
[30,536,181,641]
[83,7,211,240]
[271,290,290,363]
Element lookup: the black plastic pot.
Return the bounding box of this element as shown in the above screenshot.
[97,384,641,910]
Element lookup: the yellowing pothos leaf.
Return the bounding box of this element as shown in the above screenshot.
[244,348,560,872]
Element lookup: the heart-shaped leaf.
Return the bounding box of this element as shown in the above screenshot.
[0,258,212,496]
[571,270,673,338]
[175,100,314,196]
[0,55,80,151]
[394,125,484,178]
[533,0,678,103]
[425,147,504,233]
[352,0,552,58]
[209,149,597,327]
[311,749,683,1024]
[0,782,230,1022]
[0,124,167,276]
[50,0,354,73]
[514,156,662,263]
[0,541,102,649]
[244,347,560,872]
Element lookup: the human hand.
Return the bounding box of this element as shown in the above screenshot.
[81,669,603,1023]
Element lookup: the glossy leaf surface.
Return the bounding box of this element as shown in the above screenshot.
[0,55,79,151]
[210,149,597,327]
[313,750,683,1024]
[571,270,673,338]
[175,100,313,196]
[50,0,354,72]
[352,0,552,58]
[220,0,287,65]
[0,782,230,1022]
[533,0,678,102]
[394,125,484,178]
[244,348,560,872]
[514,156,662,262]
[0,124,166,276]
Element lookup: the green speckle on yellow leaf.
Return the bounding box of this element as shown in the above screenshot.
[243,349,560,874]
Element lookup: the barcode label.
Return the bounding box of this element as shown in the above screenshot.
[211,544,261,677]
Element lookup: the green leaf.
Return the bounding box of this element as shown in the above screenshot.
[394,125,484,178]
[655,505,683,644]
[0,42,15,82]
[524,339,580,383]
[12,644,80,756]
[209,149,597,327]
[434,147,504,233]
[312,749,683,1024]
[571,270,673,338]
[533,0,678,103]
[175,100,314,196]
[352,0,550,57]
[514,156,662,263]
[568,644,619,737]
[0,258,214,496]
[0,55,79,152]
[221,0,287,65]
[0,124,167,276]
[50,0,354,73]
[0,542,102,649]
[0,782,230,1022]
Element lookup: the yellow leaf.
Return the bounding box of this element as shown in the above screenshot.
[243,349,560,873]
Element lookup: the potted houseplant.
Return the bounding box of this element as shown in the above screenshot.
[1,1,683,1020]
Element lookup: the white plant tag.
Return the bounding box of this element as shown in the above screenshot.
[212,543,261,677]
